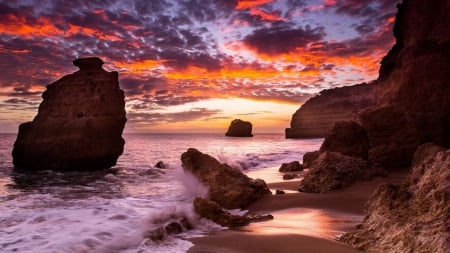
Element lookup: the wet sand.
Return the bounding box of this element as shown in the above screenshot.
[188,168,408,253]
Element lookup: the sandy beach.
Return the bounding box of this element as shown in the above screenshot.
[188,168,408,253]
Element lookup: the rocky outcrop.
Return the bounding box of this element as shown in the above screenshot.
[286,83,376,138]
[279,161,303,172]
[341,145,450,253]
[360,106,423,168]
[225,119,253,137]
[12,57,126,170]
[298,152,385,193]
[181,148,271,209]
[320,121,369,159]
[193,197,273,227]
[302,151,320,168]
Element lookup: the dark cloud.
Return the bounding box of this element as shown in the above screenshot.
[127,108,222,124]
[243,24,325,55]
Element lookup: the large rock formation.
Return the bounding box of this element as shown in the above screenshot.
[286,83,376,138]
[341,144,450,253]
[320,121,369,159]
[225,119,253,137]
[12,57,126,170]
[298,151,384,193]
[181,148,270,209]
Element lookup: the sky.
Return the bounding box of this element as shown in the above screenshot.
[0,0,398,133]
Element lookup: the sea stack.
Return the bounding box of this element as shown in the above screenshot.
[225,119,253,137]
[12,57,127,171]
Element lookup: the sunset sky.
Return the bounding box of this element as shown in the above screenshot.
[0,0,398,133]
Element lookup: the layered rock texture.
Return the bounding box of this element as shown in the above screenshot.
[12,57,126,170]
[225,119,253,137]
[286,83,376,138]
[181,148,270,209]
[341,144,450,253]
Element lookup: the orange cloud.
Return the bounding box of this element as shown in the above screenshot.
[236,0,285,21]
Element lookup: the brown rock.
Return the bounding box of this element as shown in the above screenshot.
[181,148,271,209]
[286,83,377,138]
[360,106,422,168]
[282,174,298,180]
[225,119,253,137]
[298,152,385,193]
[320,121,369,159]
[302,151,320,167]
[275,189,285,195]
[341,146,450,253]
[278,161,303,172]
[12,57,126,170]
[193,197,273,227]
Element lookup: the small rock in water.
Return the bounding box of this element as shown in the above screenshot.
[104,174,119,182]
[155,161,165,169]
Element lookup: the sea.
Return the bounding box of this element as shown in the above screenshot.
[0,133,322,253]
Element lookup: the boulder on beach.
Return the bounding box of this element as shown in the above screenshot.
[181,148,271,209]
[12,57,126,171]
[341,144,450,253]
[302,151,320,168]
[193,197,273,227]
[298,152,385,193]
[278,161,303,172]
[320,121,369,159]
[225,119,253,137]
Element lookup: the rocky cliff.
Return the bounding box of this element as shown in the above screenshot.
[285,83,376,138]
[12,57,127,170]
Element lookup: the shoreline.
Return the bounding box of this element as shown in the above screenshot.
[188,167,408,253]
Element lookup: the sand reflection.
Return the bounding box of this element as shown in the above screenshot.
[246,208,362,239]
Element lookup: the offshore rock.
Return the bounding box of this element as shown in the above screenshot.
[12,57,126,170]
[286,83,376,138]
[193,197,273,228]
[225,119,253,137]
[341,145,450,253]
[320,121,369,159]
[298,152,385,193]
[181,148,271,209]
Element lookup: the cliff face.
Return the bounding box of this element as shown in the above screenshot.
[286,83,376,138]
[12,57,127,170]
[377,0,450,113]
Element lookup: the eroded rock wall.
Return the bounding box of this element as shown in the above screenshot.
[286,83,376,138]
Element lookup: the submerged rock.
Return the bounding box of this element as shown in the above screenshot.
[12,57,126,170]
[225,119,253,137]
[193,197,273,227]
[298,152,385,193]
[181,148,271,209]
[341,145,450,253]
[278,161,303,172]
